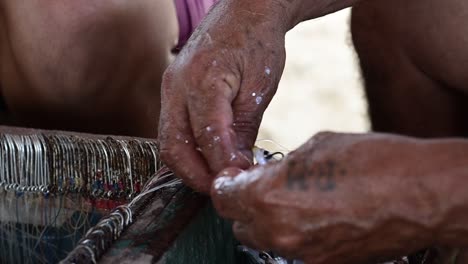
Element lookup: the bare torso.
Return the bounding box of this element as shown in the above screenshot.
[352,0,468,137]
[0,0,178,137]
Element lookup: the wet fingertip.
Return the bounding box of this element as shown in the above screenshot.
[211,168,243,199]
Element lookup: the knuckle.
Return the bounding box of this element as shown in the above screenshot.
[193,123,218,142]
[303,131,339,151]
[247,187,271,213]
[162,67,175,86]
[157,125,172,146]
[233,110,261,134]
[159,145,179,168]
[186,50,240,84]
[182,52,211,78]
[232,110,261,148]
[159,148,173,165]
[186,50,211,68]
[314,131,337,141]
[161,70,176,98]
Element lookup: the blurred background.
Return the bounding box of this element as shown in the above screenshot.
[258,8,370,151]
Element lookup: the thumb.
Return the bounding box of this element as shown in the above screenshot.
[211,167,254,222]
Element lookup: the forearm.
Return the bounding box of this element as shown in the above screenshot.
[367,137,468,248]
[222,0,364,34]
[284,134,468,252]
[420,139,468,247]
[385,137,468,248]
[285,0,364,28]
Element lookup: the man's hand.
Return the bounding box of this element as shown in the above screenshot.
[159,1,291,193]
[211,132,462,263]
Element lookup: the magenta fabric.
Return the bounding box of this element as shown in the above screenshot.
[174,0,217,50]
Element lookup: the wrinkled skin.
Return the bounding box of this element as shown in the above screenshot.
[212,132,468,263]
[159,0,468,262]
[159,1,288,192]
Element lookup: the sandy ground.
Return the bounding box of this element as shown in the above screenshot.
[257,8,370,151]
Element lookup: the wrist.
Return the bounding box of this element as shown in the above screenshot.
[419,139,468,246]
[354,136,468,250]
[273,0,362,30]
[388,138,468,247]
[222,0,299,34]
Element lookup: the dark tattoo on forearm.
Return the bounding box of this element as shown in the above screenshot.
[316,160,337,191]
[287,159,308,191]
[286,158,346,192]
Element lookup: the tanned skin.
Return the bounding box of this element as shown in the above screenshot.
[1,0,468,262]
[0,0,178,137]
[158,0,468,263]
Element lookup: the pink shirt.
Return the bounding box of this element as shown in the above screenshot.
[174,0,217,51]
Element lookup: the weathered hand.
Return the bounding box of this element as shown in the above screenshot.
[159,1,289,193]
[212,132,440,263]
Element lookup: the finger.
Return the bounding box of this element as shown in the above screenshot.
[231,84,271,161]
[211,168,248,221]
[159,75,212,193]
[187,70,252,174]
[231,107,263,162]
[211,166,268,221]
[159,108,212,193]
[231,59,283,160]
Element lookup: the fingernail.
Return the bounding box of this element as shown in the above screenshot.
[212,166,265,197]
[212,168,243,196]
[212,175,234,197]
